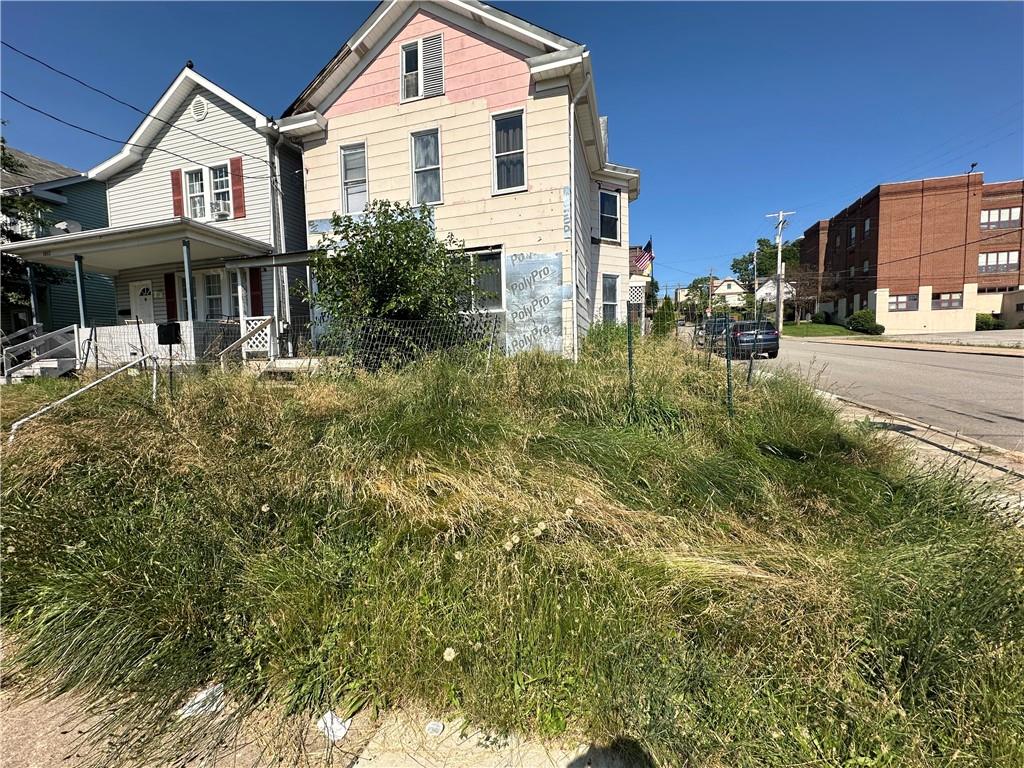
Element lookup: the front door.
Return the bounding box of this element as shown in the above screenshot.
[129,280,155,323]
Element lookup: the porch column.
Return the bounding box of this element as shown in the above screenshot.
[236,267,248,362]
[281,266,293,356]
[271,264,280,360]
[181,238,195,322]
[26,263,39,325]
[73,254,87,327]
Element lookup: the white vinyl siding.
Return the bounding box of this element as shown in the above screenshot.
[105,87,273,245]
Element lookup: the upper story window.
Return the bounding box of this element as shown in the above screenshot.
[339,143,367,215]
[978,250,1020,273]
[600,190,620,241]
[848,224,856,246]
[980,207,1021,230]
[864,217,872,237]
[185,169,206,219]
[411,129,441,206]
[184,164,232,220]
[493,111,525,193]
[400,34,444,102]
[862,259,869,273]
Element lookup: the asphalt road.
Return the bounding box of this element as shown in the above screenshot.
[764,339,1024,451]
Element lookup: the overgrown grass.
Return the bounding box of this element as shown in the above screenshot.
[2,326,1022,767]
[783,322,861,337]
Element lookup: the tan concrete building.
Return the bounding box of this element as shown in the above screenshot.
[278,0,641,357]
[801,172,1023,333]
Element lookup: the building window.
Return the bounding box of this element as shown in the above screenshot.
[229,271,241,316]
[932,292,963,310]
[849,266,855,277]
[210,164,232,217]
[1017,303,1024,313]
[411,129,441,206]
[977,250,1019,273]
[204,272,224,318]
[400,34,443,101]
[493,111,525,193]
[848,224,856,245]
[980,207,1021,230]
[185,169,206,219]
[978,286,1016,294]
[339,143,367,215]
[469,247,502,310]
[599,190,619,241]
[602,274,618,324]
[862,259,870,274]
[888,294,918,312]
[834,234,840,248]
[864,217,872,237]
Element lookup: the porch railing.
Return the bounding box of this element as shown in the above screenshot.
[220,316,273,371]
[2,325,78,384]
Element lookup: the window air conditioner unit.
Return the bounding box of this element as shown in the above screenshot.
[210,201,231,220]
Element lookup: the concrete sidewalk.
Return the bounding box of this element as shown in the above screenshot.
[797,336,1024,357]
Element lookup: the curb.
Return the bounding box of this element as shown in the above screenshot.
[794,338,1024,358]
[813,388,1024,474]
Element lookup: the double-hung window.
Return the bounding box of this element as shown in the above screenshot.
[848,224,856,246]
[888,294,918,312]
[400,34,444,101]
[185,170,206,219]
[932,292,963,310]
[210,164,232,216]
[602,274,618,324]
[204,272,224,318]
[493,111,525,193]
[600,190,620,241]
[864,217,872,238]
[468,247,502,310]
[340,143,368,215]
[411,129,441,205]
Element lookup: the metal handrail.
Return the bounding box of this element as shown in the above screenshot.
[2,324,76,359]
[0,324,43,347]
[8,354,159,444]
[219,316,272,371]
[3,339,77,383]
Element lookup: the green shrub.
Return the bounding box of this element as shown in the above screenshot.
[811,311,826,324]
[846,309,885,335]
[975,313,1006,331]
[651,296,676,336]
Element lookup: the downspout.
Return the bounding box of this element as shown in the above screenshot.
[569,72,591,364]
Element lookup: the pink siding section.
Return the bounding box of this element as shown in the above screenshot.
[324,10,530,117]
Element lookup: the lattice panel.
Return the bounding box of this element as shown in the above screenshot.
[628,284,646,305]
[244,316,273,355]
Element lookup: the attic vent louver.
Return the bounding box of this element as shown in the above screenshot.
[191,96,209,122]
[421,34,444,97]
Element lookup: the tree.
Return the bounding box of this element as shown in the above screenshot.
[731,237,803,285]
[310,199,478,324]
[645,277,660,310]
[1,131,61,311]
[651,295,675,336]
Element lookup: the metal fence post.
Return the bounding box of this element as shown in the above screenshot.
[725,317,734,417]
[626,310,635,401]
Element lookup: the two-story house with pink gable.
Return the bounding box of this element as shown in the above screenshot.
[276,0,641,357]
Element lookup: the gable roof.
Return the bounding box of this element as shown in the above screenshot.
[87,66,273,181]
[283,0,578,117]
[1,146,81,191]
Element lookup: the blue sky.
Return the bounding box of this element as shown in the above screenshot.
[2,1,1022,292]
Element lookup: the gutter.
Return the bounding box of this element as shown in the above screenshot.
[569,72,591,364]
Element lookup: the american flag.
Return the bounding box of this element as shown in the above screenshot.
[633,238,654,273]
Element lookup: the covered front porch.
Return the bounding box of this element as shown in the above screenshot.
[3,218,307,368]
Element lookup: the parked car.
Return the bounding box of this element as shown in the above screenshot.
[695,317,731,348]
[722,320,779,358]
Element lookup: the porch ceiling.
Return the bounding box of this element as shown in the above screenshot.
[2,218,272,275]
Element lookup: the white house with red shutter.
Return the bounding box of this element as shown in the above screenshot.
[4,64,307,366]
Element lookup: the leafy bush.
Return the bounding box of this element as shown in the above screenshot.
[975,313,1006,331]
[2,340,1022,767]
[811,311,827,324]
[651,295,676,336]
[846,309,885,335]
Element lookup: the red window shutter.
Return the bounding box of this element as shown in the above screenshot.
[170,169,184,217]
[248,267,263,315]
[230,157,246,219]
[164,273,178,320]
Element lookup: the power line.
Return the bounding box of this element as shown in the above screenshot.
[1,41,273,171]
[1,90,273,181]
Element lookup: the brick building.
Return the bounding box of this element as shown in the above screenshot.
[801,172,1023,333]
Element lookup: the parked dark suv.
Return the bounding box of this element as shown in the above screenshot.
[723,320,779,358]
[695,317,731,348]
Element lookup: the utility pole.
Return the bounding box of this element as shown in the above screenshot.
[752,247,758,323]
[765,210,794,334]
